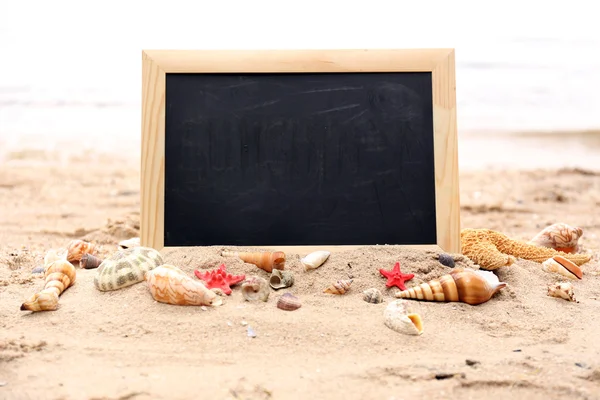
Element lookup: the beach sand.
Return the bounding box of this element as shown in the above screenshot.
[1,139,600,400]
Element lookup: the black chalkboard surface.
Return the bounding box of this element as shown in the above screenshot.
[164,72,436,247]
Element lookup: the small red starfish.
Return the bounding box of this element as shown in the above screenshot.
[194,264,245,295]
[379,262,414,290]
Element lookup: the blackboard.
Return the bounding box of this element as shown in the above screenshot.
[141,49,460,253]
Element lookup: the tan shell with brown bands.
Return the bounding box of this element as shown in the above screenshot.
[323,279,353,295]
[395,268,507,306]
[21,259,77,312]
[221,250,285,273]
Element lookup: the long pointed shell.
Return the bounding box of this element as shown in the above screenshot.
[541,256,582,280]
[241,276,270,302]
[323,279,353,295]
[269,269,294,290]
[383,300,424,335]
[145,265,222,307]
[395,268,507,305]
[221,250,285,273]
[547,281,578,303]
[21,258,76,312]
[301,250,330,271]
[529,223,583,253]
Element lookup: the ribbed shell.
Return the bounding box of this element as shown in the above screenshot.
[221,250,286,273]
[21,259,77,312]
[395,268,507,306]
[277,293,301,311]
[323,279,353,295]
[146,265,222,307]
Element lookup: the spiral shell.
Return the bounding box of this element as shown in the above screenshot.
[529,223,583,253]
[277,293,301,311]
[301,250,330,271]
[145,265,222,307]
[241,276,270,302]
[269,269,294,290]
[547,281,578,303]
[221,250,285,273]
[21,256,76,312]
[66,239,97,263]
[363,288,383,304]
[323,279,353,295]
[383,300,424,336]
[542,255,582,280]
[80,253,103,269]
[395,268,507,305]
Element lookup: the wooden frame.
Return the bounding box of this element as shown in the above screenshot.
[141,49,460,253]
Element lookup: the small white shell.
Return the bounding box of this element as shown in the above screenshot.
[119,237,141,250]
[383,300,424,336]
[547,282,578,303]
[301,250,330,271]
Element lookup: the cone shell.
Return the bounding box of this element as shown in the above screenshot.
[269,269,294,290]
[80,253,103,269]
[145,265,222,307]
[547,281,578,303]
[363,288,383,304]
[66,239,96,263]
[301,250,330,271]
[221,250,285,273]
[277,293,301,311]
[395,268,507,306]
[323,279,353,295]
[241,276,270,302]
[529,223,583,253]
[542,256,582,280]
[383,300,424,336]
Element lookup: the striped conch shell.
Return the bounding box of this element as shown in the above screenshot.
[542,255,583,280]
[395,268,507,306]
[529,223,583,253]
[383,299,424,336]
[21,251,76,312]
[66,239,97,263]
[221,250,285,273]
[145,265,222,307]
[301,250,330,271]
[547,281,578,303]
[323,279,353,295]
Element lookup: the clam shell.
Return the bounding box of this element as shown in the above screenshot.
[276,293,301,311]
[383,300,424,335]
[241,276,270,302]
[362,288,383,304]
[301,250,330,271]
[269,269,294,290]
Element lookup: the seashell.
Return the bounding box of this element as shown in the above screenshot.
[541,255,582,280]
[383,300,424,335]
[118,237,140,249]
[395,268,507,306]
[323,279,353,295]
[145,264,222,307]
[276,293,301,311]
[435,253,455,268]
[80,253,103,269]
[529,223,583,253]
[221,250,285,273]
[363,288,383,304]
[301,250,330,271]
[66,239,97,263]
[94,247,163,292]
[241,276,270,302]
[21,257,76,312]
[269,269,294,290]
[547,281,578,303]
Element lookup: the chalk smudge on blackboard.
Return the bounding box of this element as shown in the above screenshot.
[314,103,361,115]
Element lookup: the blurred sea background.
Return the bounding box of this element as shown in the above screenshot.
[0,0,599,170]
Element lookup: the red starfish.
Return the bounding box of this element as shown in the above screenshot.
[194,264,245,295]
[379,262,414,290]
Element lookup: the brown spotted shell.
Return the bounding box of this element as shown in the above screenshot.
[276,293,301,311]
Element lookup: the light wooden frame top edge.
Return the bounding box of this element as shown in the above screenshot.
[142,48,454,73]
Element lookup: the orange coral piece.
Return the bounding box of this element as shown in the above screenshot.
[461,228,592,271]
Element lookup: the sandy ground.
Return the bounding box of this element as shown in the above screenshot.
[1,147,600,400]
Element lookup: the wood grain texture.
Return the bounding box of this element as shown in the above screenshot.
[140,49,460,253]
[141,52,166,250]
